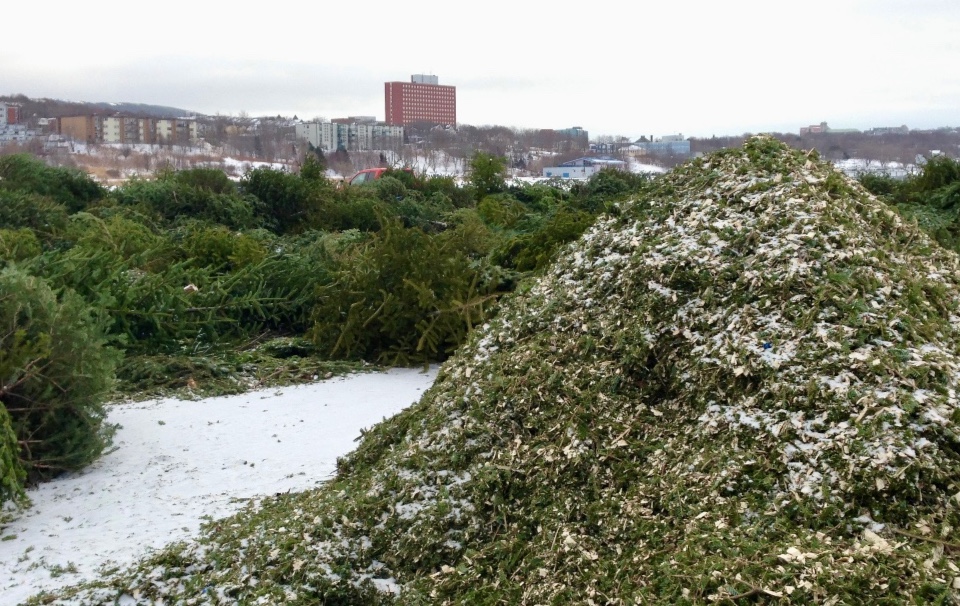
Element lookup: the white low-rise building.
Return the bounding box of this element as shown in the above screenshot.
[542,156,626,179]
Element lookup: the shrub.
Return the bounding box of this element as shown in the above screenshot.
[868,156,960,254]
[857,173,901,199]
[443,208,499,257]
[315,188,385,232]
[299,154,327,183]
[374,176,407,203]
[571,168,651,213]
[509,182,564,213]
[66,213,166,262]
[0,267,119,483]
[393,191,456,231]
[382,168,418,190]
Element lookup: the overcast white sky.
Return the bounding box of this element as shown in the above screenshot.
[4,0,959,138]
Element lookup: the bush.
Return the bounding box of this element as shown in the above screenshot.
[393,191,456,232]
[315,188,385,232]
[857,173,901,199]
[382,168,418,190]
[912,155,960,193]
[509,182,564,213]
[0,267,119,483]
[66,212,167,262]
[374,176,408,203]
[867,156,960,254]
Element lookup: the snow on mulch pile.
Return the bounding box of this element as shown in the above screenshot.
[35,136,960,604]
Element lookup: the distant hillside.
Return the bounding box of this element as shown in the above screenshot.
[0,94,199,121]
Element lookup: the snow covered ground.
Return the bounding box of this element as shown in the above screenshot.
[0,367,439,605]
[834,158,915,178]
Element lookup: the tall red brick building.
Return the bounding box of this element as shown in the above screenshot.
[385,74,456,126]
[0,102,20,126]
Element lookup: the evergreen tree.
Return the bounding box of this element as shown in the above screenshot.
[299,154,327,183]
[241,166,314,234]
[0,404,25,507]
[468,151,507,200]
[307,142,327,171]
[0,267,119,483]
[0,153,104,213]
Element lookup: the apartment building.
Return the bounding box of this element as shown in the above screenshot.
[59,115,100,143]
[0,101,32,143]
[296,119,404,152]
[296,121,340,151]
[0,102,21,126]
[58,115,200,144]
[151,118,200,144]
[385,74,456,126]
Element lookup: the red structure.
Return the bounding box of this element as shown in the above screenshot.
[385,75,456,126]
[1,102,20,125]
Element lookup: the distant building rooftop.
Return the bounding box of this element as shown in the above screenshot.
[559,156,626,167]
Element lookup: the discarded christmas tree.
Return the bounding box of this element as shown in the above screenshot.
[42,137,960,604]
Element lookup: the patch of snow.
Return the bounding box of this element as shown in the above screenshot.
[0,368,438,604]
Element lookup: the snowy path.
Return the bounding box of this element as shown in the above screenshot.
[0,367,438,604]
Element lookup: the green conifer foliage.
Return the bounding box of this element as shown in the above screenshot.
[62,138,960,604]
[0,405,25,507]
[0,267,119,483]
[0,190,69,243]
[0,228,42,263]
[310,217,503,364]
[241,166,330,234]
[468,151,507,200]
[112,177,259,231]
[0,153,104,213]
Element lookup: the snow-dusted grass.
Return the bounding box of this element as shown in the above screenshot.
[1,368,437,605]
